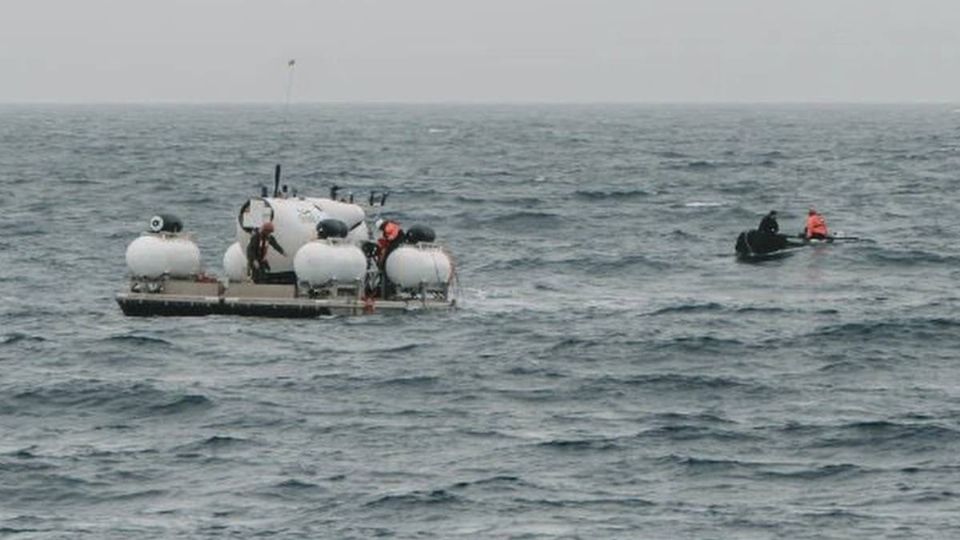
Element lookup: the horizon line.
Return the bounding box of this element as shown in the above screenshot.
[1,99,958,107]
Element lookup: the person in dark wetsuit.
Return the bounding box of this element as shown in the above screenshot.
[758,210,780,235]
[742,209,787,253]
[246,221,285,282]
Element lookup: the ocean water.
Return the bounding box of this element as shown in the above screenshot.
[1,104,959,538]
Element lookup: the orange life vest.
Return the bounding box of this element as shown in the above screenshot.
[377,222,403,263]
[805,214,828,238]
[382,222,401,242]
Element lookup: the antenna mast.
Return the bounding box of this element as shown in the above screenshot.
[283,58,296,122]
[274,58,296,196]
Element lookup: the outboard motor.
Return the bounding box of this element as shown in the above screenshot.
[149,214,183,233]
[404,224,436,244]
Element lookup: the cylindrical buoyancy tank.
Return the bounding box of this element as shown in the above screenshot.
[236,197,369,274]
[222,241,247,281]
[293,240,367,286]
[385,244,452,289]
[125,234,201,278]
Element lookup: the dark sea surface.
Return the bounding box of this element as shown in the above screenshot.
[1,104,959,539]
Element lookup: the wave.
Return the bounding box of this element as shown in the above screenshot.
[513,495,656,509]
[573,189,652,201]
[373,375,439,388]
[668,229,698,240]
[453,194,543,206]
[173,435,257,453]
[536,437,621,452]
[592,253,671,272]
[0,528,44,536]
[810,317,960,342]
[590,373,761,393]
[333,170,378,179]
[734,306,792,314]
[652,335,749,354]
[647,303,796,318]
[449,475,528,490]
[651,411,735,424]
[102,333,175,347]
[663,159,777,171]
[148,394,213,415]
[637,424,759,442]
[864,248,960,267]
[656,454,752,474]
[652,150,689,159]
[0,450,57,473]
[9,380,213,417]
[266,479,323,494]
[476,252,670,274]
[646,302,725,316]
[278,479,321,491]
[504,364,566,378]
[682,201,726,207]
[8,473,105,504]
[364,489,463,508]
[545,336,602,352]
[482,210,564,228]
[758,463,864,481]
[1,333,46,345]
[357,343,422,354]
[682,160,719,170]
[778,420,960,450]
[463,170,517,179]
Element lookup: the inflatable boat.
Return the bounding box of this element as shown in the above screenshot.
[734,230,806,261]
[117,173,457,317]
[735,229,860,262]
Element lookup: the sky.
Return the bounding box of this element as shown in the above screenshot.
[2,0,959,103]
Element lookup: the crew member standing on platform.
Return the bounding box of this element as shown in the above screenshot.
[377,219,404,266]
[246,221,285,282]
[373,219,404,298]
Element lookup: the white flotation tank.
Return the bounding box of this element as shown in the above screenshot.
[293,240,367,286]
[222,241,247,282]
[125,233,201,279]
[236,197,369,274]
[385,244,452,289]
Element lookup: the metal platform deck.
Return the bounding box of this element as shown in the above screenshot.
[115,280,455,317]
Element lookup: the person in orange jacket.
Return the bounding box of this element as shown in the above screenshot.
[376,219,404,265]
[372,219,405,298]
[804,208,829,240]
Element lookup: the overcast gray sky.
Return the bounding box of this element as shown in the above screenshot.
[2,0,959,103]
